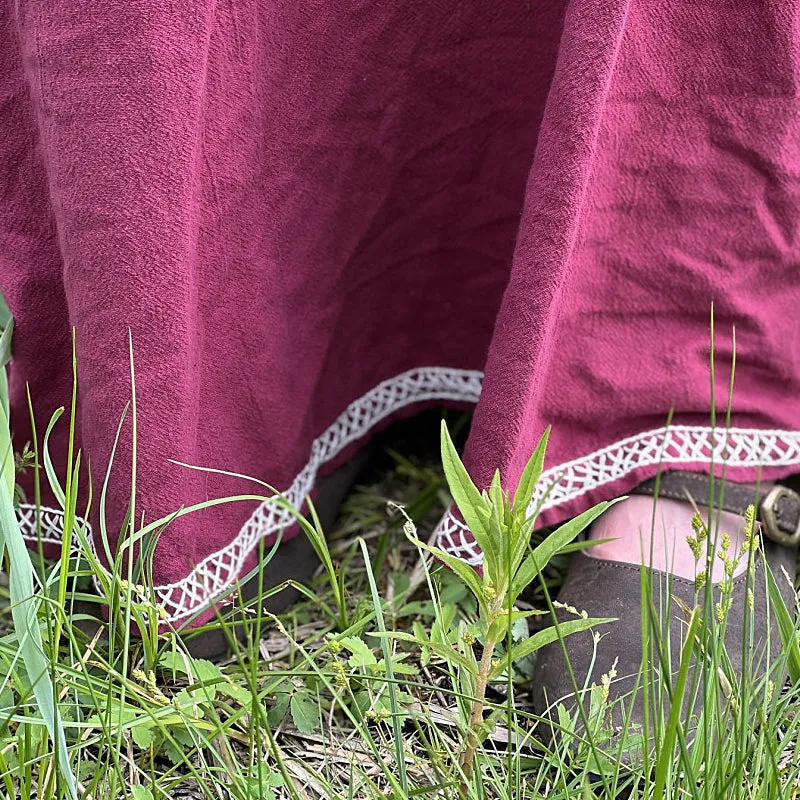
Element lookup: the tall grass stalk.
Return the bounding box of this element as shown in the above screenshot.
[0,314,77,798]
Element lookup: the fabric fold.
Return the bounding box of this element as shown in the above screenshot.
[1,0,799,625]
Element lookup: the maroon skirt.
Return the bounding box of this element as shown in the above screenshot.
[2,0,800,626]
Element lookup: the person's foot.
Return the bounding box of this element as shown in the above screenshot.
[530,473,799,750]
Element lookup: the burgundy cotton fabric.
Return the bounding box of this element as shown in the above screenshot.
[1,0,800,625]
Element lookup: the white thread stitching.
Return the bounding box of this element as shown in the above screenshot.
[434,424,800,562]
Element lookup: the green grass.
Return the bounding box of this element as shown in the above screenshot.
[0,325,799,798]
[0,410,799,799]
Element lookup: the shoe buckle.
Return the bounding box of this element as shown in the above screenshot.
[760,485,800,548]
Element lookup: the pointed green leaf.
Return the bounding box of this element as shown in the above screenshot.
[558,536,616,555]
[512,428,550,518]
[511,502,615,601]
[486,609,546,643]
[482,487,504,584]
[440,420,491,547]
[42,408,66,507]
[489,469,504,510]
[431,602,457,644]
[503,512,536,589]
[406,532,485,610]
[490,617,614,679]
[372,631,477,674]
[412,620,429,644]
[0,371,8,439]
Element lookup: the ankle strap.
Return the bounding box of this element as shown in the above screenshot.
[632,471,800,548]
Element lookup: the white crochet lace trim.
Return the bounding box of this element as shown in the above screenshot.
[17,504,82,547]
[16,366,800,624]
[434,424,800,564]
[17,367,483,623]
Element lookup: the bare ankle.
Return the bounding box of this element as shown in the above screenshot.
[587,494,748,582]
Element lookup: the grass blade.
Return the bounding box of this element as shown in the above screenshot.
[359,538,408,794]
[764,558,800,683]
[0,459,77,797]
[653,605,700,800]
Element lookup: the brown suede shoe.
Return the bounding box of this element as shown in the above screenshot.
[530,474,799,748]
